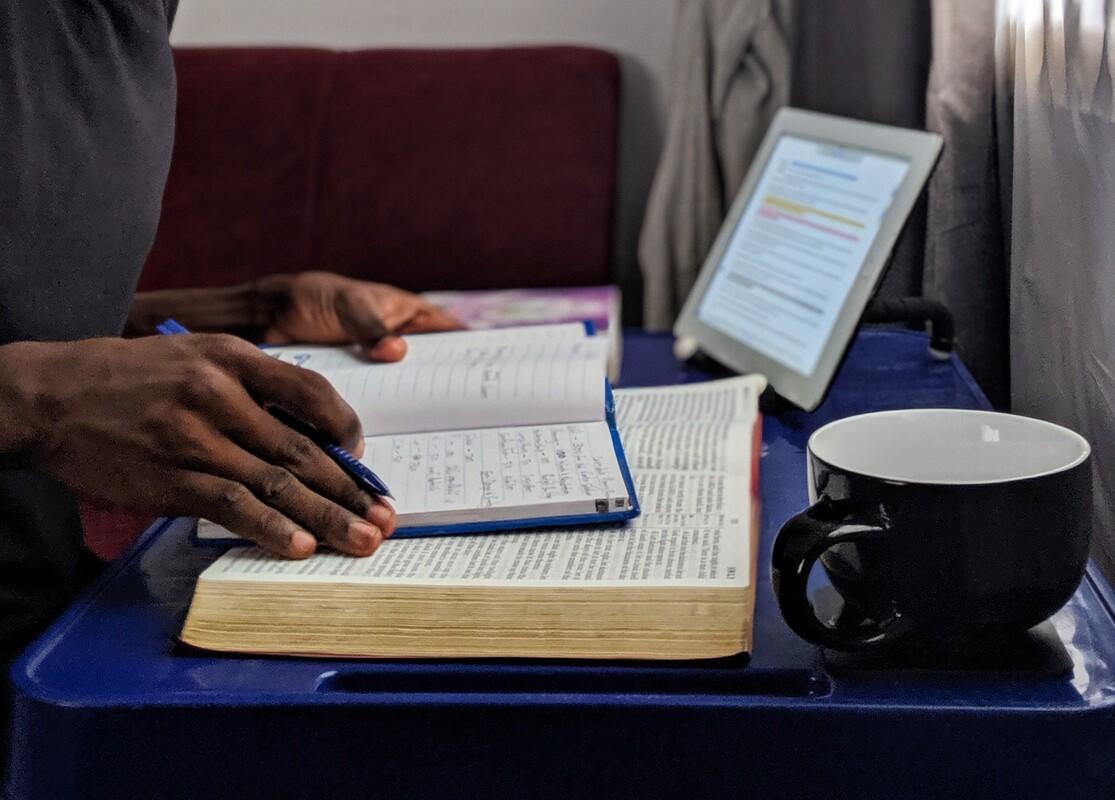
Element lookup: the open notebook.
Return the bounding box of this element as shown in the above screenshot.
[197,323,639,539]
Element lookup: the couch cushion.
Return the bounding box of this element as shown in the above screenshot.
[139,46,620,293]
[143,48,333,290]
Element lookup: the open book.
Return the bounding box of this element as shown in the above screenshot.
[199,323,638,537]
[180,375,765,660]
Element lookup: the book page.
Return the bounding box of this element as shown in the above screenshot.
[620,421,755,473]
[203,467,748,589]
[615,375,763,474]
[632,470,746,530]
[366,421,632,524]
[614,374,766,427]
[267,323,607,435]
[207,522,746,589]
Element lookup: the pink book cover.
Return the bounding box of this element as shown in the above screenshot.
[422,286,616,330]
[423,286,623,380]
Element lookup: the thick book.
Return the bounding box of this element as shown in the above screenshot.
[180,375,765,660]
[422,286,623,382]
[197,323,637,540]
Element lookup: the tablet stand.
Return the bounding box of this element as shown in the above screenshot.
[676,296,957,411]
[861,296,955,359]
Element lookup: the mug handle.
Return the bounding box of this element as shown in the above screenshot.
[772,496,914,651]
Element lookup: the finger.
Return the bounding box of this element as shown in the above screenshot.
[201,437,386,556]
[335,290,392,348]
[365,292,427,333]
[397,306,466,333]
[371,496,398,537]
[175,471,317,559]
[246,363,363,453]
[211,388,375,510]
[365,335,407,363]
[207,337,364,451]
[185,401,396,541]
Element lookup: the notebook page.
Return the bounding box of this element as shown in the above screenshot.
[401,322,589,351]
[194,419,631,541]
[365,420,631,525]
[267,324,607,435]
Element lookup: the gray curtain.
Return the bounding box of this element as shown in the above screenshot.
[792,0,933,300]
[927,0,1115,581]
[999,0,1115,582]
[923,0,1011,408]
[638,0,793,331]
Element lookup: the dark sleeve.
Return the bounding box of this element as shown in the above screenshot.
[0,472,95,658]
[0,0,177,656]
[0,0,176,344]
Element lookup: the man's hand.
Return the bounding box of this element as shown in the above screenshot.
[128,272,464,358]
[0,335,397,559]
[258,272,463,362]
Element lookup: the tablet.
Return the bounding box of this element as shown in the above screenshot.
[673,108,943,410]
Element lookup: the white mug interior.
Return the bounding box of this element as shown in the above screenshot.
[809,409,1090,485]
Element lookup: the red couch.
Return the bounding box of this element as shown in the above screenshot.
[141,45,620,293]
[84,45,622,558]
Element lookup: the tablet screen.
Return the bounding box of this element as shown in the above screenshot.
[696,135,910,376]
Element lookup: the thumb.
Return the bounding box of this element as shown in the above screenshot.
[335,291,391,348]
[366,335,408,362]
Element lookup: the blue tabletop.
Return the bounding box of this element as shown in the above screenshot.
[10,329,1115,800]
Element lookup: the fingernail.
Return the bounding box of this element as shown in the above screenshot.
[290,530,316,557]
[368,503,394,530]
[368,337,407,363]
[348,521,381,553]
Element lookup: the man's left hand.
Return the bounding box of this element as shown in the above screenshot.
[258,272,463,362]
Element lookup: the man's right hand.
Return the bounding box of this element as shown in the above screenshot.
[0,334,396,558]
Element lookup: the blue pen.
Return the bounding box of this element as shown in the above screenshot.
[156,318,392,499]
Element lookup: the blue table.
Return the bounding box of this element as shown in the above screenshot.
[9,330,1115,799]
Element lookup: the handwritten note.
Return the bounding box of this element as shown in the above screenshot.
[366,421,630,525]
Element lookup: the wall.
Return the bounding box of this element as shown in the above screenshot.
[171,0,679,316]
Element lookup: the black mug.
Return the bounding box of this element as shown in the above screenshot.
[772,409,1092,652]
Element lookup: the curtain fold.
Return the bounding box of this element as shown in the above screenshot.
[638,0,792,331]
[923,0,1011,408]
[793,0,933,300]
[998,0,1115,580]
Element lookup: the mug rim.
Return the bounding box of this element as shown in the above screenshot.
[808,408,1091,486]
